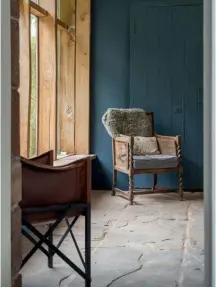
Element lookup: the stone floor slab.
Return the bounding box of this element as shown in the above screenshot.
[21,191,204,287]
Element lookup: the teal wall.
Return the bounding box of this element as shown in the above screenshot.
[90,0,203,190]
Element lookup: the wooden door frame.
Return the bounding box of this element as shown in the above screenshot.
[0,0,12,286]
[204,0,216,286]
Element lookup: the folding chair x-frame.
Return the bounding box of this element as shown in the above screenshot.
[21,203,91,287]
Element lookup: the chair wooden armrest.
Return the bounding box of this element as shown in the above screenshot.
[154,133,181,156]
[20,156,91,209]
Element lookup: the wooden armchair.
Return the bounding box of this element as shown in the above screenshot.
[20,150,92,286]
[102,108,183,205]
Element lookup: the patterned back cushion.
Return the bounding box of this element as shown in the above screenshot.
[120,135,160,156]
[133,136,160,156]
[102,108,153,138]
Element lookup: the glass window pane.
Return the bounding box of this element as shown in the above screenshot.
[29,14,38,157]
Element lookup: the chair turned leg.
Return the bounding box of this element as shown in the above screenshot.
[152,174,157,192]
[179,167,183,201]
[112,169,117,196]
[129,173,134,205]
[48,224,53,268]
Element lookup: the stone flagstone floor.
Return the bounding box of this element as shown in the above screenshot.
[21,191,204,287]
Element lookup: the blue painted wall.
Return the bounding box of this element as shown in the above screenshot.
[90,0,203,190]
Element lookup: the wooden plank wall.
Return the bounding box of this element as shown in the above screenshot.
[75,0,91,154]
[19,0,31,157]
[19,0,91,158]
[59,0,76,154]
[38,0,57,156]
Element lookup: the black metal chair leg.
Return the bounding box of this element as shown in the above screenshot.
[22,203,92,285]
[48,224,53,268]
[22,213,65,267]
[65,218,85,268]
[24,219,86,279]
[85,205,91,287]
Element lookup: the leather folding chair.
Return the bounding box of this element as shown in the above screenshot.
[20,150,91,287]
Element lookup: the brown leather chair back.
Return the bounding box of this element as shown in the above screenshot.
[20,151,91,209]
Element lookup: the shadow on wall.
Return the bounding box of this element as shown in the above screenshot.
[91,158,111,190]
[182,157,203,190]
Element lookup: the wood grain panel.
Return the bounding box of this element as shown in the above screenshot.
[59,32,75,153]
[38,0,57,156]
[19,0,31,157]
[75,0,91,154]
[58,0,75,154]
[60,0,75,26]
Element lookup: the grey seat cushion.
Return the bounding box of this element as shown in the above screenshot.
[133,155,178,170]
